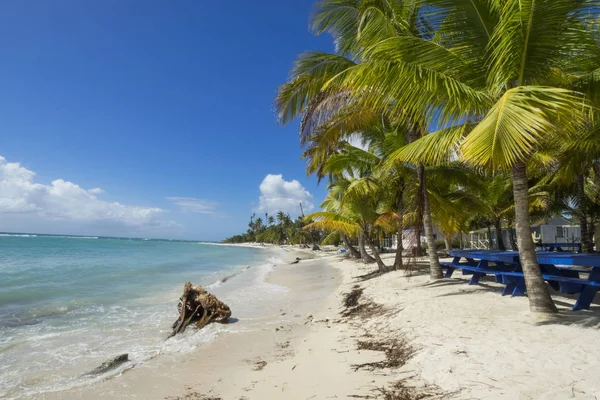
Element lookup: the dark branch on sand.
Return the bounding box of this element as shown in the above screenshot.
[169,282,232,339]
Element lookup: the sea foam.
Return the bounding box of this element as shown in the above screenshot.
[0,236,287,399]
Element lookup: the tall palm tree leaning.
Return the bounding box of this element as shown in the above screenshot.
[376,0,599,313]
[323,135,416,270]
[275,0,446,279]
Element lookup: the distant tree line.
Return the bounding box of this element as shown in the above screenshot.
[223,211,326,245]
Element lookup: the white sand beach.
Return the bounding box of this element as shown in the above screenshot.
[50,247,600,400]
[5,1,600,399]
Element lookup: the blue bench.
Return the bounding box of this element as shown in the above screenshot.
[538,243,583,252]
[442,261,527,296]
[443,252,600,310]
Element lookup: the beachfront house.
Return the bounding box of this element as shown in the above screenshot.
[468,217,581,250]
[389,227,443,252]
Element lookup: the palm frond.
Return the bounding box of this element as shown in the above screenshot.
[461,86,588,170]
[275,52,356,127]
[384,123,473,167]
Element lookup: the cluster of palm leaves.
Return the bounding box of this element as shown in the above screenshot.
[273,0,600,313]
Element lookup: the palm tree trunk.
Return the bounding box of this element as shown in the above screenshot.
[415,165,424,257]
[358,231,376,263]
[507,220,517,250]
[589,219,596,252]
[394,230,404,270]
[443,233,452,253]
[495,219,506,251]
[415,228,422,256]
[408,127,424,257]
[459,232,464,249]
[415,177,424,256]
[512,162,557,313]
[365,230,390,273]
[393,182,405,270]
[342,233,361,259]
[575,173,593,253]
[486,224,493,250]
[418,165,443,280]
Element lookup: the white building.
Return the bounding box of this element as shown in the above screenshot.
[469,217,580,250]
[389,227,443,251]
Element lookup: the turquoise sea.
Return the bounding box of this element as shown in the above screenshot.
[0,234,287,399]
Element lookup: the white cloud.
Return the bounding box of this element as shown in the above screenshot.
[347,134,370,151]
[167,197,217,214]
[0,156,173,233]
[255,174,314,216]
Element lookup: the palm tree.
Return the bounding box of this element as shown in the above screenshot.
[543,118,600,253]
[323,127,418,270]
[455,1,596,313]
[424,166,488,251]
[275,0,450,279]
[473,173,515,251]
[276,211,287,225]
[331,0,599,313]
[307,190,371,261]
[279,0,600,312]
[306,176,394,273]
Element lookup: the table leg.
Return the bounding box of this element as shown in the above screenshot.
[468,260,488,285]
[502,276,516,296]
[512,278,526,297]
[573,269,600,311]
[444,256,461,278]
[573,287,597,310]
[495,262,507,283]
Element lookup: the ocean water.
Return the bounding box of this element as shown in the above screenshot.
[0,235,288,399]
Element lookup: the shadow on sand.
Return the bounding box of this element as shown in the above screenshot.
[426,274,600,327]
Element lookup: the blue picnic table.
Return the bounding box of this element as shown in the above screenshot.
[443,250,600,311]
[537,242,582,252]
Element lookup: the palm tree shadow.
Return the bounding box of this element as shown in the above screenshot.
[535,290,600,327]
[427,277,600,327]
[355,270,385,282]
[535,310,600,328]
[354,263,430,282]
[422,279,468,288]
[395,269,430,280]
[431,279,506,297]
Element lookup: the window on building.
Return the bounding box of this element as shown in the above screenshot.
[556,226,564,238]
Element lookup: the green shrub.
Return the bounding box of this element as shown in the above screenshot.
[321,231,341,246]
[434,240,446,250]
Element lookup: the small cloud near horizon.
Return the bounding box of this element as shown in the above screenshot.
[167,197,218,214]
[255,174,314,217]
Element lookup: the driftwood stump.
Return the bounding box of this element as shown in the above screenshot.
[169,282,232,338]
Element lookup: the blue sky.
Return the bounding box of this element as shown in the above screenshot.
[0,1,334,240]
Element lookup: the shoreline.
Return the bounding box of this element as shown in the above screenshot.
[48,247,338,399]
[48,247,600,399]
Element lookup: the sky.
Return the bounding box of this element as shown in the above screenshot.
[0,1,335,241]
